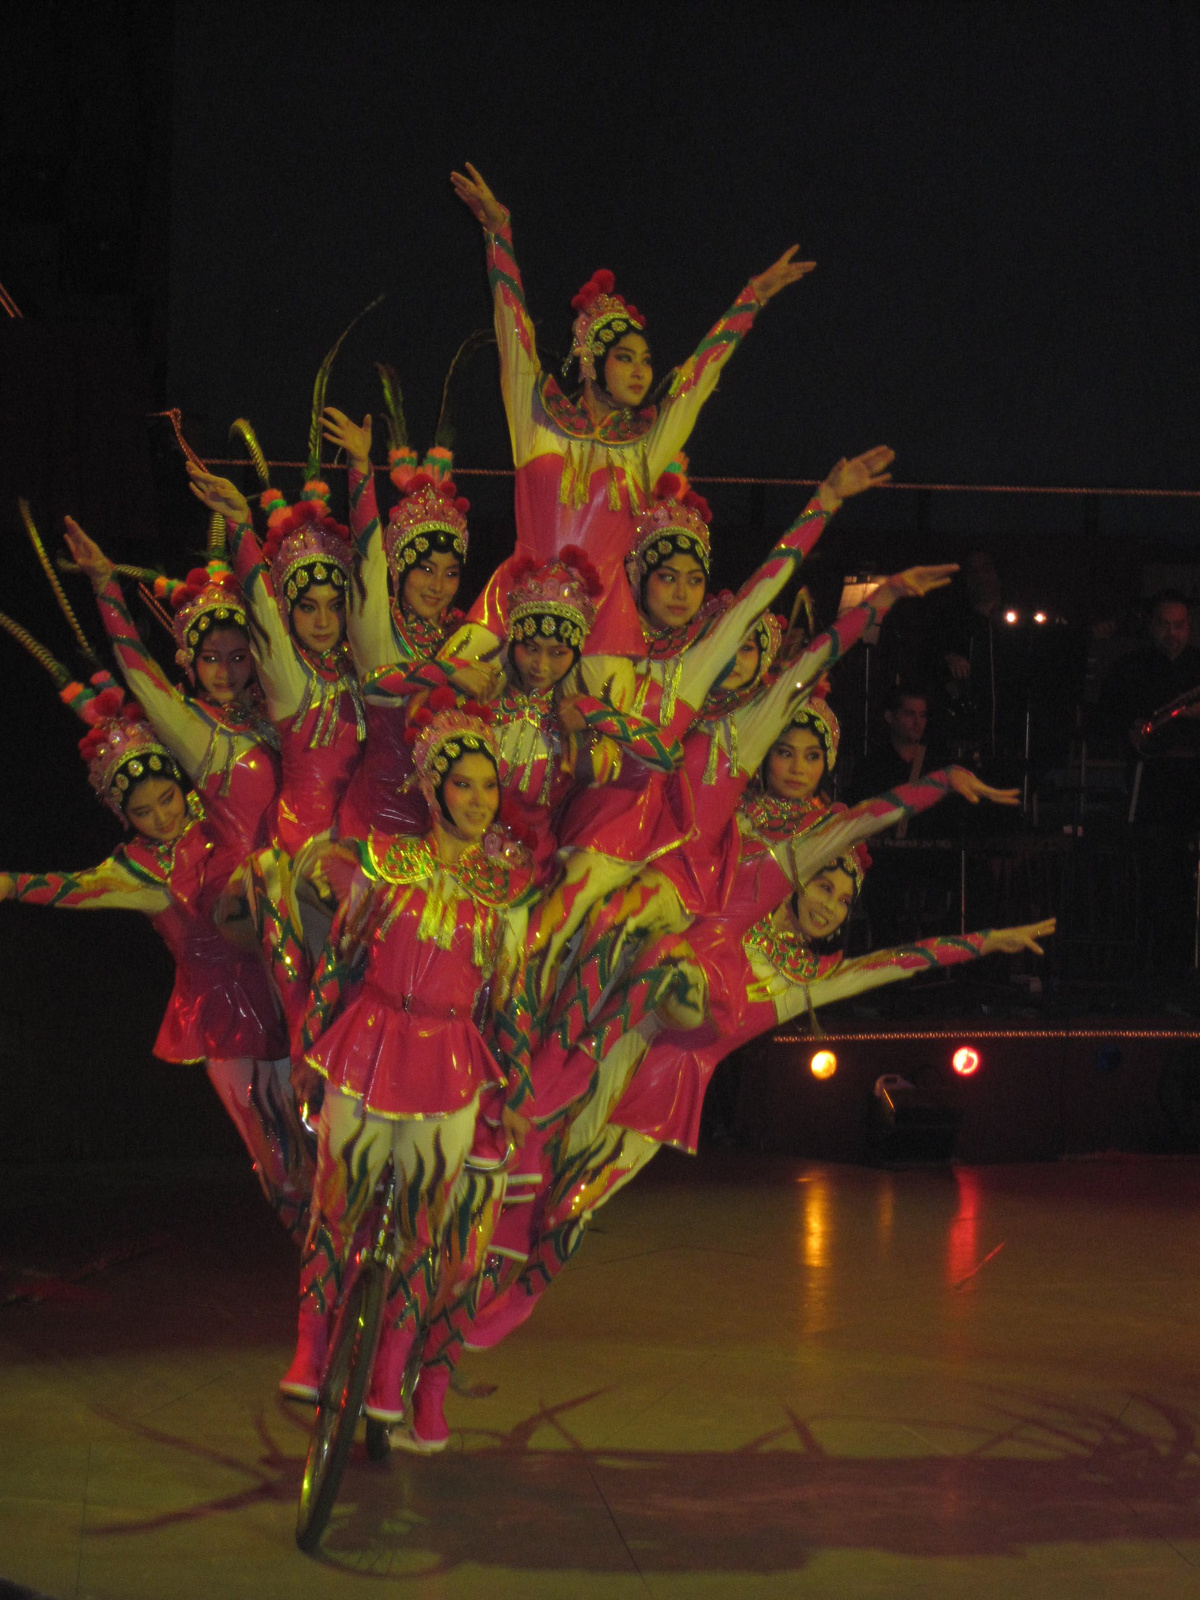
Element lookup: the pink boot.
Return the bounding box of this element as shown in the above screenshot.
[363,1321,414,1424]
[392,1363,450,1454]
[279,1306,328,1402]
[461,1278,540,1350]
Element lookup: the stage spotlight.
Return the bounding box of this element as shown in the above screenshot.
[1034,611,1047,624]
[952,1046,981,1077]
[1004,609,1018,624]
[810,1049,838,1079]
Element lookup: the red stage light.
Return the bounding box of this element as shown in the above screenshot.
[1004,609,1018,624]
[810,1049,838,1079]
[952,1046,981,1076]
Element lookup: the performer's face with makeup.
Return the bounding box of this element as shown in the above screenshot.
[642,554,707,630]
[290,583,345,653]
[402,551,461,622]
[512,636,576,693]
[439,751,499,841]
[794,866,855,942]
[719,635,761,691]
[766,727,826,800]
[124,777,188,844]
[194,626,255,705]
[601,333,652,408]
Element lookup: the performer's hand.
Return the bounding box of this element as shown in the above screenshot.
[186,463,252,525]
[0,874,14,903]
[748,245,817,303]
[946,652,972,681]
[501,1104,530,1150]
[450,162,508,232]
[321,407,372,474]
[983,918,1056,957]
[818,446,895,512]
[883,563,960,603]
[947,768,1021,807]
[62,516,115,592]
[448,661,504,701]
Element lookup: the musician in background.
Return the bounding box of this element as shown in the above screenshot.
[851,686,957,944]
[1103,591,1200,767]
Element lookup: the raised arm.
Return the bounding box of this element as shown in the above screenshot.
[732,564,960,773]
[185,465,306,720]
[322,406,400,680]
[646,246,816,478]
[451,162,540,464]
[674,448,896,717]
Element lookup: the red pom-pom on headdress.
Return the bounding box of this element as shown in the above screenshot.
[558,544,603,598]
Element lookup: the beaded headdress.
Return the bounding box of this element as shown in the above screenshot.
[833,840,872,894]
[568,270,646,384]
[405,688,498,807]
[748,610,785,678]
[632,464,713,579]
[259,482,353,611]
[508,546,602,654]
[789,696,841,772]
[254,298,382,615]
[384,445,470,584]
[154,560,248,670]
[75,684,186,817]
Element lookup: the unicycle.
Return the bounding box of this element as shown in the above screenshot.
[295,1163,413,1551]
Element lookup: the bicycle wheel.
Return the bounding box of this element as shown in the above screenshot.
[295,1262,387,1552]
[364,1419,391,1462]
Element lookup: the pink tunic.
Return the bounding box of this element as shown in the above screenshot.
[305,832,532,1118]
[13,820,286,1063]
[470,215,765,655]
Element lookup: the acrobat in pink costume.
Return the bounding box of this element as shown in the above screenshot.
[338,445,469,840]
[463,852,1010,1358]
[0,680,308,1235]
[546,575,924,1061]
[280,703,534,1434]
[216,483,365,1040]
[453,754,1003,1356]
[490,469,844,1089]
[450,183,797,658]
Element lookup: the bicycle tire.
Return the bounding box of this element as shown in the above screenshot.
[364,1418,391,1462]
[295,1262,387,1552]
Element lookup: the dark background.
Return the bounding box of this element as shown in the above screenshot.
[2,0,1200,1159]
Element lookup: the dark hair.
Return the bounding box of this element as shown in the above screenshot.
[759,718,831,796]
[884,684,929,716]
[1150,589,1191,615]
[595,324,649,396]
[433,744,500,826]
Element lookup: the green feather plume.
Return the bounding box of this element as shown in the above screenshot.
[307,294,385,482]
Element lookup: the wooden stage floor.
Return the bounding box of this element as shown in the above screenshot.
[2,1150,1200,1599]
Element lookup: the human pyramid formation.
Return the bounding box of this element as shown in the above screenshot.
[0,164,1054,1453]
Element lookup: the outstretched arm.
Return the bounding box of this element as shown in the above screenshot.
[786,766,1020,887]
[0,856,170,914]
[674,448,896,719]
[733,563,959,773]
[646,245,817,478]
[451,162,540,464]
[776,920,1055,1020]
